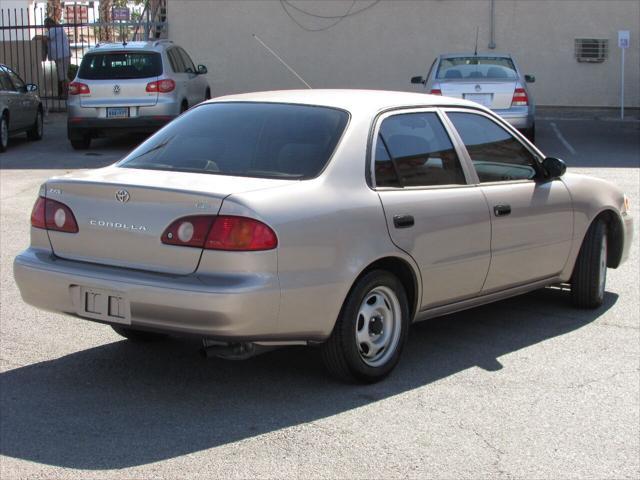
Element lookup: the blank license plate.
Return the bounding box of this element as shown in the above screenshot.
[80,287,130,324]
[106,107,129,118]
[464,94,492,107]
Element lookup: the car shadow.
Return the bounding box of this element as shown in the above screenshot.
[0,288,617,470]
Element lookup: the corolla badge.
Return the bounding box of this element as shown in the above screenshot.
[89,219,147,232]
[115,189,130,203]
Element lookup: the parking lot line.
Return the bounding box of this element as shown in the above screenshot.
[550,122,577,155]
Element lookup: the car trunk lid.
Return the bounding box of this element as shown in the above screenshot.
[440,80,516,109]
[45,167,290,274]
[79,77,159,108]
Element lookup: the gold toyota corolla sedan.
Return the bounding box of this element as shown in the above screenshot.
[14,90,633,383]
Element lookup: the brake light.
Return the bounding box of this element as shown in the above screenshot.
[430,89,442,95]
[146,79,176,93]
[161,215,278,251]
[512,87,529,106]
[30,197,79,233]
[68,82,90,95]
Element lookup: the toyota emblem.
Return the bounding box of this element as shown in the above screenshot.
[113,84,121,94]
[115,189,130,203]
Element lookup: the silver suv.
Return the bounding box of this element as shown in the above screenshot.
[67,40,210,150]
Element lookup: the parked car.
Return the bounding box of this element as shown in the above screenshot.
[14,90,633,383]
[0,64,43,152]
[412,53,536,141]
[67,40,210,150]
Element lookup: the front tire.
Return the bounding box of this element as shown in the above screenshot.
[321,270,410,383]
[111,325,164,342]
[571,220,607,309]
[27,109,43,141]
[0,114,8,152]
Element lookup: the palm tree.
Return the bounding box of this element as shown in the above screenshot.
[98,0,114,42]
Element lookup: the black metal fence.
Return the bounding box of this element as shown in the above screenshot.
[0,3,166,111]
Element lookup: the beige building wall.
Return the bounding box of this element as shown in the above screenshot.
[167,0,639,107]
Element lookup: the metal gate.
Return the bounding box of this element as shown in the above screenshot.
[0,1,167,112]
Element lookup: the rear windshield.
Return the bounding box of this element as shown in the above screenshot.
[118,102,350,179]
[78,51,162,79]
[436,57,517,80]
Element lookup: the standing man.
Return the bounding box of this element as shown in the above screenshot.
[44,17,70,98]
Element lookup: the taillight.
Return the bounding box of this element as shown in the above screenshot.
[430,89,442,95]
[161,215,277,251]
[146,79,176,93]
[69,82,90,95]
[512,87,529,106]
[161,215,216,247]
[30,196,79,233]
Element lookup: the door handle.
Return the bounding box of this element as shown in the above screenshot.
[493,204,512,217]
[393,214,414,228]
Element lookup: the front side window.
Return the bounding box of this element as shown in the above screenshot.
[374,112,466,188]
[178,47,196,73]
[78,51,162,79]
[5,67,25,91]
[119,102,349,179]
[437,57,517,80]
[0,68,15,91]
[447,112,538,182]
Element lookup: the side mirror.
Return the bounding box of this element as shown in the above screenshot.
[411,75,425,85]
[542,157,566,178]
[197,64,208,75]
[524,74,535,83]
[26,83,38,92]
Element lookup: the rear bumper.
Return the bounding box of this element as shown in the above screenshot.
[13,248,281,340]
[493,107,534,130]
[67,116,175,134]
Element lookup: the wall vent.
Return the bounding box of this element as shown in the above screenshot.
[575,38,609,63]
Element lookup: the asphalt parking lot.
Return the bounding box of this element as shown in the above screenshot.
[0,109,638,479]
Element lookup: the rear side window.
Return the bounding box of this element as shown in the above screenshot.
[178,47,196,73]
[78,51,162,79]
[119,102,349,179]
[447,112,538,182]
[167,49,185,73]
[374,112,466,188]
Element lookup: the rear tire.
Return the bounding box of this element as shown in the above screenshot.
[571,220,607,309]
[111,325,165,342]
[0,114,8,152]
[69,130,91,150]
[524,124,535,143]
[180,100,188,114]
[204,88,211,100]
[27,109,43,141]
[320,270,410,383]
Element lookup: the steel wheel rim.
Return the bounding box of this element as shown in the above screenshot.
[1,118,7,147]
[355,285,402,367]
[598,234,607,296]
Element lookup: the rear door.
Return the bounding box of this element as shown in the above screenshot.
[373,109,492,309]
[445,109,573,291]
[77,50,160,109]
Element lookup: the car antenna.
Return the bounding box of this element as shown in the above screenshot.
[474,26,479,56]
[252,34,312,89]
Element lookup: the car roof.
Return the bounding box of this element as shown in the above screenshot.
[209,89,484,115]
[88,40,174,53]
[439,52,512,59]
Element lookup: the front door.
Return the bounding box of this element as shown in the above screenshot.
[446,110,573,292]
[373,110,492,309]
